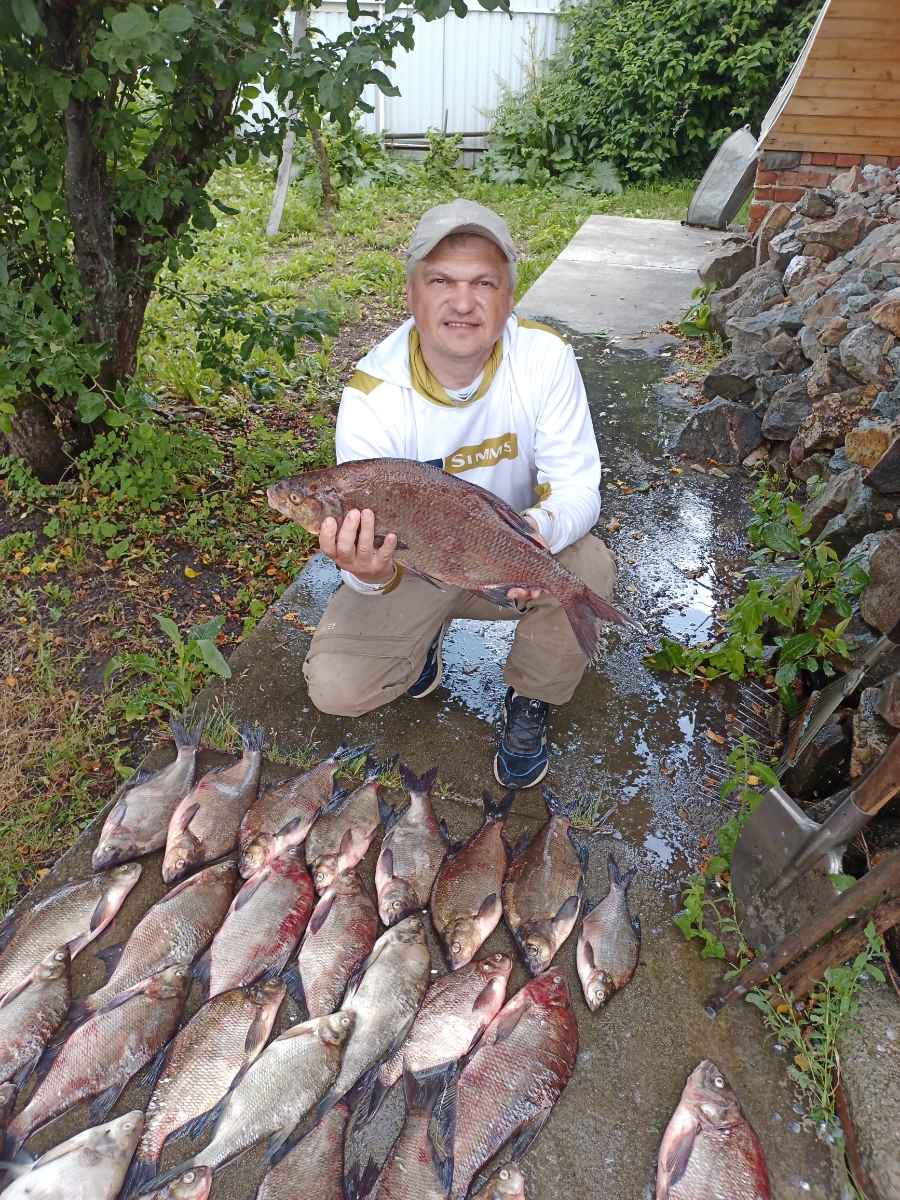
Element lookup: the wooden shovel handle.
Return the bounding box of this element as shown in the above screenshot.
[852,730,900,816]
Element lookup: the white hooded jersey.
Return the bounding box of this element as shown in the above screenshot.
[335,314,602,592]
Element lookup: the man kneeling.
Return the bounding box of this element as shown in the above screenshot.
[302,199,614,789]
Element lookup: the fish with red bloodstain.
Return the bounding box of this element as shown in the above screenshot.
[431,790,513,970]
[197,846,313,999]
[656,1060,771,1200]
[267,459,635,661]
[448,967,578,1200]
[376,764,448,927]
[238,740,369,879]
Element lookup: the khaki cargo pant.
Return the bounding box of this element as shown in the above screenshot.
[302,533,616,717]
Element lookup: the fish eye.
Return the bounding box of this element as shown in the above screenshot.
[500,1169,509,1180]
[175,858,185,869]
[341,1015,350,1026]
[184,1172,196,1182]
[714,1076,725,1088]
[451,941,462,952]
[290,492,301,503]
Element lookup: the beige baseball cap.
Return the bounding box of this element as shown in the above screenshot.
[407,198,517,264]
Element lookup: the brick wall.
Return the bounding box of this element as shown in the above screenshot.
[747,149,900,232]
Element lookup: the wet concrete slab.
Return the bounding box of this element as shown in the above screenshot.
[516,215,717,340]
[4,335,852,1198]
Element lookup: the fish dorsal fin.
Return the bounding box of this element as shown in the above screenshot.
[105,798,129,826]
[282,965,308,1019]
[664,1121,701,1190]
[570,833,589,873]
[512,828,530,859]
[377,794,398,830]
[583,894,605,916]
[472,971,501,1011]
[439,817,451,844]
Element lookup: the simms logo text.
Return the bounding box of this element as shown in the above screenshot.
[444,432,518,475]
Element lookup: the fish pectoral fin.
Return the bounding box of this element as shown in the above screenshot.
[233,871,270,912]
[663,1121,701,1189]
[139,1041,173,1091]
[554,894,582,926]
[379,846,394,879]
[32,1032,68,1085]
[475,893,501,930]
[508,1108,552,1162]
[491,1001,530,1045]
[469,586,518,608]
[345,1156,380,1200]
[261,949,293,982]
[184,1096,228,1143]
[193,949,212,996]
[94,940,126,983]
[88,1080,127,1127]
[373,533,409,550]
[282,964,309,1019]
[171,801,201,836]
[262,1121,300,1164]
[582,940,595,969]
[308,893,336,935]
[244,1008,273,1060]
[337,826,358,868]
[406,566,444,589]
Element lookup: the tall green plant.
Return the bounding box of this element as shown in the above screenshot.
[481,0,822,183]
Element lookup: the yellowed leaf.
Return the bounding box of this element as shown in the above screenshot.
[606,518,621,533]
[282,613,298,621]
[775,1003,790,1014]
[705,729,725,745]
[184,567,199,578]
[793,1054,810,1071]
[5,677,16,687]
[747,774,759,785]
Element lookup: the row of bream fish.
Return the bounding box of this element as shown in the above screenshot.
[0,718,770,1199]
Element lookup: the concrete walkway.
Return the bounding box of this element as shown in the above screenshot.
[517,215,716,340]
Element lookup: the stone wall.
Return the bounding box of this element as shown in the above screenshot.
[749,150,900,234]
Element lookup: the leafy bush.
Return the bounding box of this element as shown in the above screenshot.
[481,0,823,182]
[424,129,464,183]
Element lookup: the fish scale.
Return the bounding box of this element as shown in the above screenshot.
[126,981,285,1193]
[5,966,191,1156]
[0,946,70,1086]
[449,969,578,1200]
[257,1103,349,1200]
[376,765,448,926]
[1,1111,145,1200]
[0,864,141,1000]
[268,459,635,661]
[69,860,235,1022]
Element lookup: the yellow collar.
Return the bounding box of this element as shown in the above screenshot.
[408,328,503,408]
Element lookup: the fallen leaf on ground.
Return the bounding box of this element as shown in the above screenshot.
[184,566,199,578]
[705,729,725,745]
[606,518,621,532]
[282,612,298,620]
[5,678,16,688]
[690,463,706,474]
[709,467,729,478]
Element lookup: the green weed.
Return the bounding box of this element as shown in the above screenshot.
[571,786,614,830]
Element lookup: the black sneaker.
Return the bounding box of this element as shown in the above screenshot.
[494,687,549,788]
[406,623,447,699]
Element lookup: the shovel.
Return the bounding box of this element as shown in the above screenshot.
[731,729,900,950]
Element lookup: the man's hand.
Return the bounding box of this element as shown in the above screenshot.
[319,508,397,586]
[507,516,549,602]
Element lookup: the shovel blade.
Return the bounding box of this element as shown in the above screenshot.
[731,786,842,951]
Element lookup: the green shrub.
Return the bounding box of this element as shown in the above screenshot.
[480,0,823,182]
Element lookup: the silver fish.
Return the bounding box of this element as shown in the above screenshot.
[376,765,448,926]
[576,855,640,1011]
[1,1111,144,1200]
[306,759,385,894]
[501,785,585,975]
[163,724,264,884]
[140,1166,213,1200]
[5,965,191,1155]
[125,980,285,1193]
[257,1103,349,1200]
[470,1163,526,1200]
[238,740,369,878]
[92,718,203,870]
[320,915,431,1114]
[285,867,378,1021]
[0,946,70,1087]
[67,859,235,1022]
[365,954,511,1123]
[164,1012,354,1175]
[0,863,141,999]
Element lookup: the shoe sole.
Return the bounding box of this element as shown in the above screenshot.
[493,753,549,790]
[406,624,447,700]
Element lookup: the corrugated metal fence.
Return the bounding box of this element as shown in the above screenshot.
[293,1,560,141]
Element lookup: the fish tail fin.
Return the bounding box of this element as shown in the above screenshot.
[282,964,309,1019]
[560,583,637,661]
[366,752,396,783]
[402,1064,445,1116]
[608,854,637,891]
[121,1154,158,1197]
[61,994,96,1026]
[346,1156,380,1200]
[171,714,204,749]
[483,789,515,823]
[399,763,439,796]
[357,1071,390,1127]
[540,783,577,821]
[427,1065,457,1193]
[240,722,266,753]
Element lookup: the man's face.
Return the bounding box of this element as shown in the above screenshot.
[406,235,515,364]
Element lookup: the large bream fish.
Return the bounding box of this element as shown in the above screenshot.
[268,459,633,661]
[376,764,448,926]
[1,1111,144,1200]
[577,854,640,1011]
[656,1061,770,1200]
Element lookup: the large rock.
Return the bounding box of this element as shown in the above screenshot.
[795,189,833,220]
[845,418,899,470]
[817,477,898,557]
[702,353,774,400]
[726,311,786,355]
[865,434,900,494]
[869,286,900,335]
[801,467,863,539]
[698,240,756,289]
[802,291,842,331]
[768,229,804,272]
[761,332,806,373]
[839,322,896,387]
[669,397,764,465]
[859,530,900,632]
[852,225,900,268]
[783,254,824,289]
[806,351,859,399]
[793,386,879,457]
[799,326,825,362]
[876,671,900,728]
[818,315,849,347]
[754,202,793,267]
[797,212,861,252]
[760,380,813,441]
[850,686,895,778]
[707,265,780,336]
